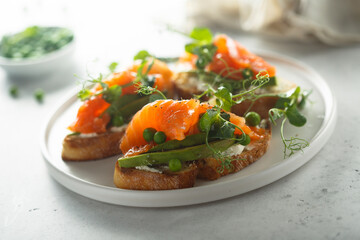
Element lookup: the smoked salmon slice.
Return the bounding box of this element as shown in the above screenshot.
[178,34,276,80]
[68,60,173,134]
[120,99,261,155]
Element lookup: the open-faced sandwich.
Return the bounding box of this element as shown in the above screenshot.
[114,99,271,190]
[173,28,296,118]
[62,27,310,192]
[62,59,173,161]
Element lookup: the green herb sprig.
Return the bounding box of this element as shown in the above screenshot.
[195,71,271,111]
[75,54,168,128]
[134,49,179,63]
[198,107,248,173]
[196,71,310,163]
[133,51,167,100]
[184,27,217,70]
[269,87,311,157]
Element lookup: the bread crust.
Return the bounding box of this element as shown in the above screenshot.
[113,163,198,190]
[62,130,125,161]
[114,121,271,189]
[197,124,271,180]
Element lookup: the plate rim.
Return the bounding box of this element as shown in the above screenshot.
[40,50,337,207]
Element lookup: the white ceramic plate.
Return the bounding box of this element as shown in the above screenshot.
[40,52,337,207]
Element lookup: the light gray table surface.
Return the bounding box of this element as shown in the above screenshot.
[1,1,360,239]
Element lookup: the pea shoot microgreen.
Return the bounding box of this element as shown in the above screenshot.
[195,73,270,172]
[134,49,179,63]
[268,87,310,157]
[74,52,167,129]
[133,51,167,100]
[194,70,310,170]
[198,106,249,173]
[179,27,310,159]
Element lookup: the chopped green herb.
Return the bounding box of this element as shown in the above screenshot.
[0,26,73,59]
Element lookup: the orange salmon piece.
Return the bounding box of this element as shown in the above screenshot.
[177,35,276,80]
[68,97,110,134]
[120,99,261,155]
[69,60,174,134]
[128,59,173,92]
[208,35,276,79]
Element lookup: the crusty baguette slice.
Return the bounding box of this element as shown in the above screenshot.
[113,122,270,190]
[197,121,271,180]
[173,72,296,118]
[62,129,125,161]
[113,163,198,190]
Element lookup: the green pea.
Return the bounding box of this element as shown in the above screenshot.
[245,112,261,126]
[154,131,166,144]
[168,159,182,172]
[112,115,124,127]
[9,86,18,98]
[237,134,251,146]
[34,89,44,103]
[143,128,157,143]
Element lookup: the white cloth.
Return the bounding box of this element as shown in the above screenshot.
[187,0,360,45]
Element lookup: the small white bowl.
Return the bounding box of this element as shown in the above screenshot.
[0,40,76,79]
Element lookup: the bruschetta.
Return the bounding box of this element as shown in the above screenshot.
[173,34,296,118]
[114,99,271,190]
[62,59,174,161]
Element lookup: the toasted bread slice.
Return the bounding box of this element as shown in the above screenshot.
[62,129,125,161]
[197,121,271,180]
[113,122,270,189]
[173,72,296,118]
[114,163,198,190]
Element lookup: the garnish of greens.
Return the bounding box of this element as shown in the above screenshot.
[181,27,277,93]
[134,49,179,63]
[0,26,73,59]
[185,27,217,71]
[119,27,310,172]
[182,27,310,159]
[76,53,167,128]
[194,71,310,163]
[133,52,167,100]
[269,87,311,157]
